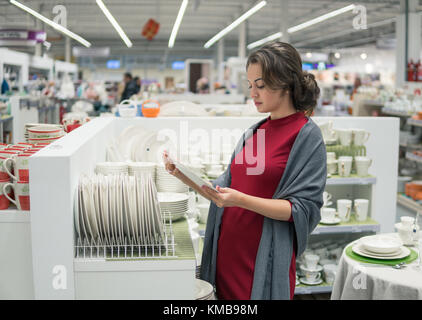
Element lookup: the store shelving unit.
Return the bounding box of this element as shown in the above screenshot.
[295,283,333,295]
[397,193,422,212]
[407,118,422,127]
[381,107,414,117]
[326,175,376,185]
[8,116,396,300]
[405,151,422,163]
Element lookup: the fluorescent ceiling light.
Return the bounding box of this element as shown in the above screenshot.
[288,4,356,34]
[96,0,132,48]
[168,0,189,48]
[204,0,267,49]
[247,4,356,50]
[247,32,281,50]
[9,0,91,47]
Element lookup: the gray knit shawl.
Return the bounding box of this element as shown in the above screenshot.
[199,116,326,300]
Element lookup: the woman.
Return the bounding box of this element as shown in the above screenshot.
[163,41,326,300]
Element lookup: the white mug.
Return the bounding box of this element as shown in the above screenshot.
[3,180,30,211]
[353,129,370,146]
[327,152,336,161]
[323,191,332,204]
[337,199,352,222]
[304,270,321,282]
[354,199,369,221]
[327,160,337,175]
[304,254,320,270]
[323,264,337,285]
[355,156,372,177]
[319,121,334,140]
[338,156,353,177]
[321,207,336,221]
[336,129,353,146]
[4,153,31,182]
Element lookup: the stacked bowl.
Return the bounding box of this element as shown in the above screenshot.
[26,124,65,144]
[156,164,189,193]
[128,162,156,181]
[95,162,128,175]
[157,192,189,221]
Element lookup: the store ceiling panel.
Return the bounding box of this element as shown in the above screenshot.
[0,0,414,61]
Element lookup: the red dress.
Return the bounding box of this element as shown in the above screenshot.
[215,112,307,300]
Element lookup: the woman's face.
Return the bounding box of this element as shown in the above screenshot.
[247,63,285,113]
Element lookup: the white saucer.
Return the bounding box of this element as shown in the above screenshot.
[300,264,323,272]
[299,277,323,285]
[320,217,341,225]
[325,139,338,145]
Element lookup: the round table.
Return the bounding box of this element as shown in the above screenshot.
[331,233,422,300]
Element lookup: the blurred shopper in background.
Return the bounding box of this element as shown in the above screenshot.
[120,72,138,102]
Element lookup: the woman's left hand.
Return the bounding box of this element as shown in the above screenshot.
[201,185,244,208]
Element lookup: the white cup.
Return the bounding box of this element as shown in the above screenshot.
[337,199,352,222]
[4,153,31,182]
[321,207,336,221]
[338,156,353,177]
[327,152,336,161]
[327,160,337,175]
[336,129,353,146]
[3,180,30,211]
[353,129,370,146]
[304,254,320,270]
[319,121,334,140]
[401,216,415,228]
[304,269,321,282]
[197,203,210,224]
[355,156,372,177]
[323,191,332,206]
[323,264,337,284]
[354,199,369,221]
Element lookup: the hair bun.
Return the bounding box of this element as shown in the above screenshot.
[295,71,320,110]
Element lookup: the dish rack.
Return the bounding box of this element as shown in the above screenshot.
[74,210,177,260]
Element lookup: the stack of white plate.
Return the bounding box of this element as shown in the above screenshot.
[76,173,164,244]
[96,162,128,175]
[128,162,156,181]
[157,192,189,221]
[156,164,189,193]
[352,235,410,260]
[195,279,215,300]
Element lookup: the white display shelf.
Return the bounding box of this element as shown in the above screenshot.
[312,218,380,235]
[405,151,422,163]
[326,175,376,185]
[295,284,333,295]
[382,108,413,117]
[397,193,422,212]
[0,209,30,223]
[407,118,422,127]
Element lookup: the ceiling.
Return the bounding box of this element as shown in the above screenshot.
[0,0,419,66]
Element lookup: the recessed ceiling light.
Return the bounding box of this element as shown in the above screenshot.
[334,52,341,59]
[360,53,368,60]
[306,52,312,58]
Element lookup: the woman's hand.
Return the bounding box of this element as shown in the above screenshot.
[201,185,244,208]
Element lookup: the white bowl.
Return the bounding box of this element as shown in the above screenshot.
[361,236,402,254]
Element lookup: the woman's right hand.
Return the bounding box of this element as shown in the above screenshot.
[162,150,213,202]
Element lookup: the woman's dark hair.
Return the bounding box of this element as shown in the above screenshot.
[246,41,320,116]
